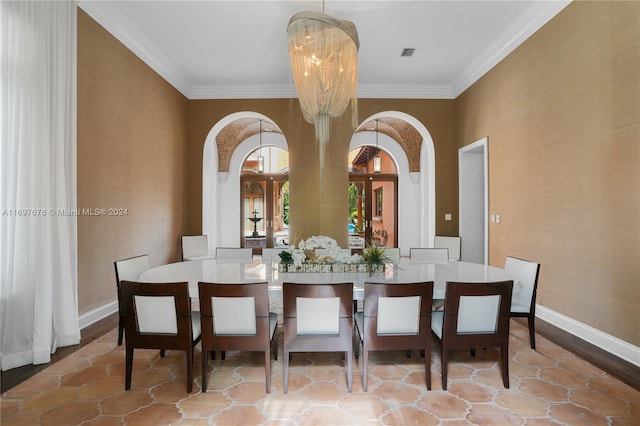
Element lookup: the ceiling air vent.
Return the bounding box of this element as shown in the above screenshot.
[401,48,415,57]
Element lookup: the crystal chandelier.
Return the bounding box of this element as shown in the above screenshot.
[288,10,359,173]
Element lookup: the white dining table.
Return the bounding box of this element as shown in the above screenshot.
[138,257,520,301]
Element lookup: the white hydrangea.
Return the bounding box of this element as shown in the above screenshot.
[291,235,362,267]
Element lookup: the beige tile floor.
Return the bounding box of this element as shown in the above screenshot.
[2,316,639,425]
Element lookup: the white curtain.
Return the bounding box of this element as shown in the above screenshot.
[0,1,79,370]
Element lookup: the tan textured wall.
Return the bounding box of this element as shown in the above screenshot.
[187,99,457,242]
[455,2,639,345]
[77,10,189,315]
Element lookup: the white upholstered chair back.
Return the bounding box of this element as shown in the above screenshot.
[296,297,340,335]
[182,235,210,261]
[376,296,421,335]
[434,236,461,261]
[431,294,502,338]
[134,295,179,334]
[409,248,449,264]
[212,296,257,335]
[456,295,501,333]
[504,256,540,313]
[115,255,150,282]
[215,247,253,263]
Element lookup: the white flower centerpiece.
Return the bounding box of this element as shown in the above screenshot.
[278,235,386,273]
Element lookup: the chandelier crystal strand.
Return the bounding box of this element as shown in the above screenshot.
[288,11,359,187]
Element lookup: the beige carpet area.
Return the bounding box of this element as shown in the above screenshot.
[1,318,639,425]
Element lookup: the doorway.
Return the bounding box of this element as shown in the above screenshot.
[349,175,398,249]
[240,175,289,253]
[458,137,488,264]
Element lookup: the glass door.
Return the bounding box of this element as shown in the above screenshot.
[241,175,289,253]
[349,175,397,248]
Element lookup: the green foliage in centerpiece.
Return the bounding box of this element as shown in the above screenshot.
[362,245,391,265]
[279,250,293,263]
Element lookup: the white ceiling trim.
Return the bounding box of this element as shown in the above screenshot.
[450,0,571,97]
[190,84,298,100]
[358,84,454,100]
[79,1,571,101]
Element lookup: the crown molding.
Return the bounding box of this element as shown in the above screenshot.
[79,0,569,101]
[358,84,454,99]
[190,84,298,100]
[190,83,454,100]
[78,1,192,98]
[451,0,571,97]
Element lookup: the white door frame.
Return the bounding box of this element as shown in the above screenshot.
[458,137,488,264]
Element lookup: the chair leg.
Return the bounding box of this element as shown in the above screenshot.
[424,346,431,391]
[528,314,536,350]
[160,349,166,358]
[118,315,124,345]
[441,349,448,391]
[201,350,208,392]
[272,334,278,361]
[186,348,193,393]
[283,350,289,394]
[470,348,476,357]
[264,350,271,393]
[125,347,134,390]
[362,350,368,392]
[221,351,226,360]
[346,350,353,393]
[406,350,411,358]
[500,346,510,389]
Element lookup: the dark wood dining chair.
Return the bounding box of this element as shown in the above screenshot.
[114,254,150,345]
[198,281,278,393]
[504,256,541,349]
[282,282,354,393]
[431,280,513,390]
[120,280,201,393]
[354,281,434,391]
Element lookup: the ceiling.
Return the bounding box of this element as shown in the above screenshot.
[78,1,570,100]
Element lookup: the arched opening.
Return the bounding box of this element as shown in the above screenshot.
[241,146,290,252]
[350,112,436,256]
[202,112,288,254]
[203,111,435,257]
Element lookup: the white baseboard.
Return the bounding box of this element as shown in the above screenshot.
[78,301,118,330]
[536,305,640,368]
